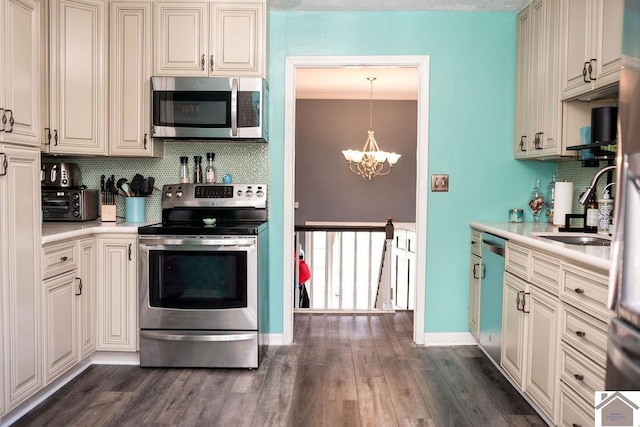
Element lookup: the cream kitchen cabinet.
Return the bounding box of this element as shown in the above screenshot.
[77,237,97,360]
[153,1,265,77]
[514,0,566,159]
[468,229,482,338]
[501,272,528,388]
[97,235,138,352]
[109,1,162,157]
[0,0,42,147]
[560,0,624,100]
[45,0,107,155]
[0,143,42,411]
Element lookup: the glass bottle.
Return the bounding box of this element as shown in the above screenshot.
[205,152,216,183]
[193,155,204,184]
[584,190,598,233]
[179,156,189,183]
[546,173,556,224]
[528,179,545,222]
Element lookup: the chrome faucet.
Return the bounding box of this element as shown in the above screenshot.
[578,165,616,204]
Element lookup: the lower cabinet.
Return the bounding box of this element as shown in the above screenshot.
[97,234,138,351]
[502,272,528,388]
[468,253,481,339]
[78,238,97,360]
[43,271,78,385]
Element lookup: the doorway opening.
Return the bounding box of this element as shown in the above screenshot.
[282,56,430,345]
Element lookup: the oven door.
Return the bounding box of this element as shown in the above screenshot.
[139,236,258,331]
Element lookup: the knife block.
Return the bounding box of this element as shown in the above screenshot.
[101,204,116,222]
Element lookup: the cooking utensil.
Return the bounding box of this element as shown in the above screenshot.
[130,174,144,196]
[140,177,155,196]
[121,182,132,197]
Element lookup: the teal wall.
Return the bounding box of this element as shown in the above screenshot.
[267,11,557,334]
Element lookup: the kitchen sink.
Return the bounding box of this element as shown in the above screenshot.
[536,235,611,246]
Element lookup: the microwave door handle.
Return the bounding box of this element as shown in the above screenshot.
[231,78,238,137]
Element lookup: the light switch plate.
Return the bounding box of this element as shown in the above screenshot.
[431,174,449,192]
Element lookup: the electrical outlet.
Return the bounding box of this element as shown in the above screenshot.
[431,174,449,192]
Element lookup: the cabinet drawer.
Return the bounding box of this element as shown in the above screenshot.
[505,242,530,281]
[530,250,561,295]
[561,303,608,367]
[559,383,595,427]
[560,343,605,404]
[43,241,77,279]
[471,229,482,257]
[561,265,609,322]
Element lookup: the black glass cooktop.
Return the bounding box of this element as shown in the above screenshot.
[138,221,268,236]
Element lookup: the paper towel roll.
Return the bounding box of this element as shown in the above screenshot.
[553,181,573,226]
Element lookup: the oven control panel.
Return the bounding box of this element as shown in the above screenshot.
[162,183,267,209]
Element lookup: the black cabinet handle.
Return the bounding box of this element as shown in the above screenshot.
[522,292,530,313]
[1,108,6,131]
[44,127,51,145]
[516,291,524,312]
[574,374,584,381]
[576,330,586,337]
[519,135,527,152]
[572,424,582,427]
[534,132,543,150]
[61,256,68,261]
[75,277,83,296]
[143,133,148,149]
[201,54,205,70]
[5,109,13,132]
[128,244,132,261]
[589,59,597,80]
[210,55,214,72]
[582,62,589,82]
[574,288,585,294]
[54,129,58,145]
[473,263,480,279]
[0,153,7,176]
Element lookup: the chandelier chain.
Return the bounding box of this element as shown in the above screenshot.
[368,77,375,131]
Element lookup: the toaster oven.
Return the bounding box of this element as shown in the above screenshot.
[42,188,99,221]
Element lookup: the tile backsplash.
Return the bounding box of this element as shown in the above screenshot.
[45,142,269,222]
[557,159,615,215]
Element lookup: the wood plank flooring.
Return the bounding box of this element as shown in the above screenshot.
[14,312,546,426]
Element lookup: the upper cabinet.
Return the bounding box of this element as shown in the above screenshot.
[560,0,624,100]
[153,1,266,77]
[0,0,42,147]
[514,0,565,159]
[45,0,107,155]
[109,1,163,157]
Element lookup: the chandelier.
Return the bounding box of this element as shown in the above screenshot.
[342,77,401,180]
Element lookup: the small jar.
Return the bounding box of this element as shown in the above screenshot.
[509,208,524,223]
[193,155,204,184]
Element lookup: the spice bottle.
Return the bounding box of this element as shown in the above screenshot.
[193,156,204,184]
[584,190,598,233]
[597,189,613,235]
[180,156,189,183]
[205,152,216,183]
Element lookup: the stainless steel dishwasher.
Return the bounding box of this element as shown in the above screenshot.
[479,233,507,365]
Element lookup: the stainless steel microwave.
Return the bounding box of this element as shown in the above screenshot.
[151,77,268,142]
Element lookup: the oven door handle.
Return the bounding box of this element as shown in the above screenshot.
[140,330,255,342]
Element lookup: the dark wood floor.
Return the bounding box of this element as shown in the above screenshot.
[14,312,546,426]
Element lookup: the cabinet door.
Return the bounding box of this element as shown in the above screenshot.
[49,0,107,155]
[97,235,138,351]
[43,270,78,385]
[0,144,42,410]
[501,272,527,389]
[154,2,208,76]
[594,0,623,88]
[78,237,97,360]
[514,6,531,159]
[525,285,559,420]
[468,253,481,339]
[561,0,592,98]
[109,2,160,157]
[0,0,41,147]
[210,2,264,76]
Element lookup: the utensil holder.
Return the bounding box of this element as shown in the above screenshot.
[125,197,146,223]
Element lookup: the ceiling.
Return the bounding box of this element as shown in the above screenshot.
[296,67,419,100]
[269,0,529,11]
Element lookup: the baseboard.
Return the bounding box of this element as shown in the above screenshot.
[260,333,284,345]
[422,332,478,346]
[90,351,141,365]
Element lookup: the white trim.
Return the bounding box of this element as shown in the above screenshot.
[422,332,478,346]
[260,333,285,345]
[90,351,140,365]
[283,55,430,345]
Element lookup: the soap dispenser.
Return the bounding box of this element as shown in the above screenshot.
[598,186,614,235]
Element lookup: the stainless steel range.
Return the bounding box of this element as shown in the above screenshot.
[138,183,267,368]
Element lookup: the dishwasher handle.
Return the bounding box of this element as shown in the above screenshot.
[483,240,505,257]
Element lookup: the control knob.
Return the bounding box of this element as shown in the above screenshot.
[72,193,80,200]
[72,210,80,217]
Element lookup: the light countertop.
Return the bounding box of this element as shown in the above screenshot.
[42,220,160,245]
[469,221,611,272]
